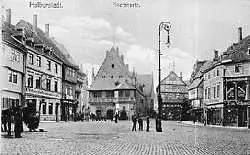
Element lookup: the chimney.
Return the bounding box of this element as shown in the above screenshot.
[45,24,49,37]
[33,14,38,34]
[238,27,242,42]
[6,9,11,27]
[213,50,219,61]
[121,55,124,62]
[180,72,182,79]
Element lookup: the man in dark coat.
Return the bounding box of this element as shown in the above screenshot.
[132,115,137,131]
[146,116,150,132]
[6,108,12,136]
[138,116,143,131]
[114,113,118,123]
[14,107,23,138]
[2,111,7,132]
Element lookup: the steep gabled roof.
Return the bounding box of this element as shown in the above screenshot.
[2,22,26,52]
[95,46,130,79]
[221,35,250,63]
[16,19,78,68]
[161,71,186,86]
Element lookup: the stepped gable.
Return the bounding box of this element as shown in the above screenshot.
[95,46,130,79]
[137,74,154,97]
[2,21,26,51]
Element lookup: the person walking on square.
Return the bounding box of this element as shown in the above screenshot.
[132,115,137,131]
[146,115,150,132]
[14,107,22,138]
[6,108,12,136]
[2,112,7,132]
[138,115,143,131]
[115,112,118,123]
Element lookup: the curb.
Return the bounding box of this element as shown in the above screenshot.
[178,121,249,130]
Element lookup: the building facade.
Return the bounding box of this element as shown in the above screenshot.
[157,71,189,120]
[1,10,26,112]
[88,46,149,120]
[16,15,63,121]
[188,60,207,122]
[202,27,250,127]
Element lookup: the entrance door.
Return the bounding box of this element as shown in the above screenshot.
[238,106,247,127]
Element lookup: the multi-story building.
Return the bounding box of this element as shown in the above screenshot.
[157,71,189,120]
[188,60,207,122]
[202,27,250,127]
[88,46,150,120]
[1,9,26,112]
[51,38,80,121]
[16,15,63,121]
[76,69,88,113]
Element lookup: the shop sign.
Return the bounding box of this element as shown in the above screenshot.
[26,87,61,98]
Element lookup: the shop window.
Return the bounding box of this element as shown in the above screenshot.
[48,103,53,114]
[42,103,46,114]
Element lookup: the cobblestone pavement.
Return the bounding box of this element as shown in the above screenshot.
[1,120,250,155]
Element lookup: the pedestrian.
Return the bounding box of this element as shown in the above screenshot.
[146,116,150,132]
[115,113,118,123]
[132,115,137,131]
[6,108,12,136]
[138,116,143,131]
[2,111,7,132]
[14,107,22,138]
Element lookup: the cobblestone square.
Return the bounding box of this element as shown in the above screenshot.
[1,120,250,155]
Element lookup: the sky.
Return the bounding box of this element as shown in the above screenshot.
[1,0,250,87]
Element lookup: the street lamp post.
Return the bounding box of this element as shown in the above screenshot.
[156,22,171,132]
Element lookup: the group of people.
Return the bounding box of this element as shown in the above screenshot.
[1,106,23,138]
[132,114,150,132]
